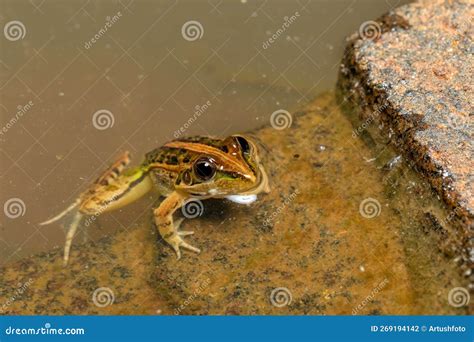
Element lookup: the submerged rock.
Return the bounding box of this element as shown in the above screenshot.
[337,0,473,294]
[0,93,466,315]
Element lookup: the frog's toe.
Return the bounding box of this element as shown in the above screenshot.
[167,233,200,260]
[173,218,199,250]
[173,245,182,260]
[179,240,201,254]
[174,218,185,230]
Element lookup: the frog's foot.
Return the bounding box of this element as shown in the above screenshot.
[159,218,200,260]
[166,230,201,260]
[154,192,201,260]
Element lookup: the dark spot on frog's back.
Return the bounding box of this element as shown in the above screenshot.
[145,148,161,164]
[167,155,179,165]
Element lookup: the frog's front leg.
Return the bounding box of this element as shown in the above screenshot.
[154,191,201,259]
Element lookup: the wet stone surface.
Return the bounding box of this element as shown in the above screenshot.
[337,0,473,292]
[0,93,467,315]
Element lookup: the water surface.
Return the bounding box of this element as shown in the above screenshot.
[1,0,411,262]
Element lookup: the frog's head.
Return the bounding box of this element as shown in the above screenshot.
[170,135,270,198]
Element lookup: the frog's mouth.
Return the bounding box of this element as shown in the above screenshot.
[218,164,270,198]
[239,164,270,195]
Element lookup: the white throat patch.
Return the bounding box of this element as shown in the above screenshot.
[225,194,258,205]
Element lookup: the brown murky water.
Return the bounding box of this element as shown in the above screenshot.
[2,0,465,316]
[1,0,411,263]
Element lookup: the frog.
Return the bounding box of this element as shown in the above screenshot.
[40,135,270,266]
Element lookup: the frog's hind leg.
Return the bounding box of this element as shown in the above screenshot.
[39,151,132,227]
[39,151,141,266]
[154,191,201,259]
[40,205,84,266]
[39,198,81,226]
[63,211,83,266]
[94,151,131,186]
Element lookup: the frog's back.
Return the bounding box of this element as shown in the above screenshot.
[142,137,222,194]
[143,136,227,166]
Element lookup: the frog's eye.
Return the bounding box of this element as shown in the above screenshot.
[193,157,216,181]
[236,136,251,155]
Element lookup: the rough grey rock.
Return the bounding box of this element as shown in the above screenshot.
[337,0,473,292]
